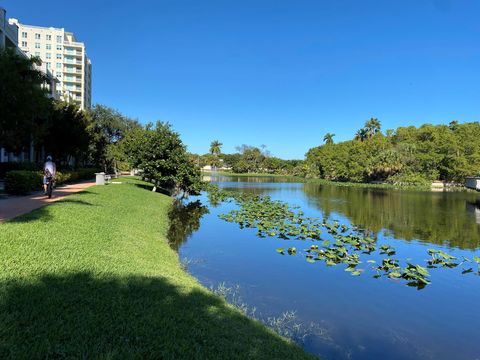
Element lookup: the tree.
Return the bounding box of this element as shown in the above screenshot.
[0,49,52,152]
[87,104,140,172]
[209,140,222,156]
[42,101,91,167]
[354,128,369,141]
[364,118,382,137]
[122,121,201,196]
[323,133,335,144]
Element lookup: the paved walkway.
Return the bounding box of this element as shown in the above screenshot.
[0,181,96,223]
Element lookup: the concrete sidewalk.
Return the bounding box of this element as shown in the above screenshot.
[0,181,96,223]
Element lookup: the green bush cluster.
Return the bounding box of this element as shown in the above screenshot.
[4,168,97,195]
[4,171,43,195]
[0,162,41,178]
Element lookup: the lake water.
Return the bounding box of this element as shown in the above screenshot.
[169,175,480,360]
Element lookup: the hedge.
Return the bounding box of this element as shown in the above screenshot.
[0,162,41,178]
[5,168,97,195]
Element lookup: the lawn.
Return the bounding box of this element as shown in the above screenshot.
[0,178,315,359]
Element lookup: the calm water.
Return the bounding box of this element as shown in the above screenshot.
[169,175,480,360]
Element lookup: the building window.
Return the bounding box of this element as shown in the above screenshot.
[56,54,62,59]
[46,53,51,59]
[46,62,51,69]
[35,43,40,49]
[46,44,51,50]
[35,51,40,56]
[56,45,62,50]
[56,35,62,43]
[46,34,51,41]
[56,63,62,69]
[21,41,27,47]
[35,33,41,39]
[22,32,27,38]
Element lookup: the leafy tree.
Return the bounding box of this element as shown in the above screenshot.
[365,117,382,137]
[354,128,369,141]
[42,101,91,167]
[0,49,52,152]
[323,133,335,144]
[87,104,140,172]
[209,140,222,155]
[122,121,201,196]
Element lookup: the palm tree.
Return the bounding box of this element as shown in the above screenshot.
[364,118,381,137]
[323,133,335,144]
[209,140,222,155]
[355,128,369,141]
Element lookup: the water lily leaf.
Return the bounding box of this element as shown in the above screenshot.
[388,272,401,278]
[367,260,376,264]
[351,270,362,276]
[276,248,285,254]
[473,256,480,264]
[462,268,473,274]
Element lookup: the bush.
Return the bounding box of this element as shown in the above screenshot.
[0,162,40,178]
[5,168,97,195]
[4,170,43,195]
[386,172,431,187]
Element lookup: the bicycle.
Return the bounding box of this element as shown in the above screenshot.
[45,176,54,199]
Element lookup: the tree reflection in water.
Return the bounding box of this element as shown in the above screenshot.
[303,183,480,250]
[167,200,209,251]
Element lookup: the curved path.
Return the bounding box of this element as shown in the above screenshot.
[0,181,95,223]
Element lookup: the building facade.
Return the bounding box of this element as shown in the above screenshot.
[1,7,60,163]
[11,19,92,109]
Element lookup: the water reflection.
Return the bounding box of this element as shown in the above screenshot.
[303,183,480,250]
[167,200,209,251]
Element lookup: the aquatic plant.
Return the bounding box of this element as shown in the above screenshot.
[205,185,478,288]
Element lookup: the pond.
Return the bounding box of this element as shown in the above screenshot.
[169,175,480,360]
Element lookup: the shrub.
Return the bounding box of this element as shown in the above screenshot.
[4,168,97,195]
[4,170,43,195]
[386,172,431,187]
[0,162,40,178]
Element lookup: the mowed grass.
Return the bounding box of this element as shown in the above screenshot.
[0,179,315,359]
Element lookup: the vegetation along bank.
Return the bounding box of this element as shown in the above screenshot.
[0,178,315,359]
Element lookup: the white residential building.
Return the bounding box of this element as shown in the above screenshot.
[11,19,92,109]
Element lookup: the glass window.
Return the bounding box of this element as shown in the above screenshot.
[56,35,62,43]
[35,51,40,56]
[56,63,62,69]
[35,43,40,49]
[46,34,51,41]
[56,45,62,51]
[35,33,40,39]
[46,62,51,69]
[56,54,62,59]
[46,44,51,50]
[46,53,51,59]
[22,32,27,38]
[21,41,27,47]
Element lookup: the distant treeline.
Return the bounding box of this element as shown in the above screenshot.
[306,120,480,186]
[194,144,306,176]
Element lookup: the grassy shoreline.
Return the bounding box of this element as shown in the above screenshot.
[0,178,315,359]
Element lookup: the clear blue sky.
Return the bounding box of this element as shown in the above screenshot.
[4,0,479,159]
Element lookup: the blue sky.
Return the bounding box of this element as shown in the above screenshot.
[4,0,479,159]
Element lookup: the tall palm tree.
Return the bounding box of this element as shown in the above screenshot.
[209,140,222,155]
[355,128,369,141]
[364,118,381,137]
[323,133,335,144]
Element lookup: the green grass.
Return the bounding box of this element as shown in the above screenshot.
[0,178,315,359]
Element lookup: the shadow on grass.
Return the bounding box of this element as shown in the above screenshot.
[8,198,95,224]
[0,272,312,359]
